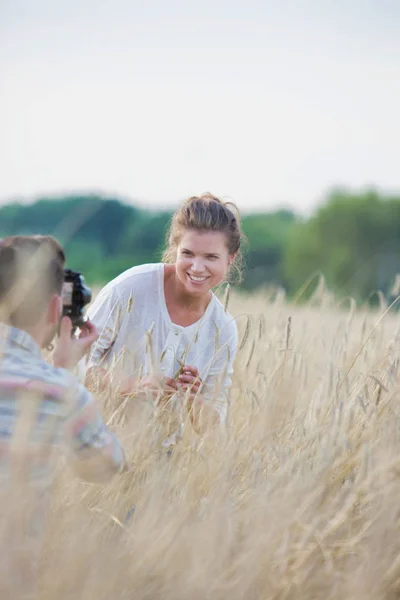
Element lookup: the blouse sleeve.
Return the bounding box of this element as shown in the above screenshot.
[86,286,122,368]
[201,318,238,425]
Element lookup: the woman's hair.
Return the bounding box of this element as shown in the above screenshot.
[0,235,65,327]
[162,193,245,283]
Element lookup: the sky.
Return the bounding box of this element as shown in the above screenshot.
[1,0,399,214]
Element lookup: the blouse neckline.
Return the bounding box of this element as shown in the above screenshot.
[158,263,216,332]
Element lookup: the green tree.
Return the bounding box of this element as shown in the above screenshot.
[284,190,400,300]
[242,210,297,290]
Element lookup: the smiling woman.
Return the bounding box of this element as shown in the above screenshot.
[84,193,244,437]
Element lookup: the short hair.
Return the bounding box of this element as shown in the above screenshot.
[0,235,66,328]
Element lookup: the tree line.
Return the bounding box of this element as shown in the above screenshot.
[1,189,399,301]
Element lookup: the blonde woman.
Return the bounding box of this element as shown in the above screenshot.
[85,194,244,435]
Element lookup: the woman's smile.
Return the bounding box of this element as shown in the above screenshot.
[187,273,209,284]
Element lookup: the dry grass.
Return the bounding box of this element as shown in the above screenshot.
[6,287,400,599]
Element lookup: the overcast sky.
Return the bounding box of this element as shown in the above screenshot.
[1,0,399,214]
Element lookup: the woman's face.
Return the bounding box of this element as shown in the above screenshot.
[175,229,232,295]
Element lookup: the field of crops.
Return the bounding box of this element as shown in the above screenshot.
[11,288,400,599]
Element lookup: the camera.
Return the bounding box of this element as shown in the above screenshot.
[62,269,92,328]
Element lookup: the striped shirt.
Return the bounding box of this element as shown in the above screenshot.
[0,323,126,595]
[0,323,125,489]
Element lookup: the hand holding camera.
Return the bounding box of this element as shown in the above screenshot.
[62,269,92,330]
[53,268,96,370]
[53,316,98,371]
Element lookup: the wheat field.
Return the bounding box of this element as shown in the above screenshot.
[7,286,400,599]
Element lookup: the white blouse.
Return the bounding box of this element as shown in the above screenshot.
[85,263,238,423]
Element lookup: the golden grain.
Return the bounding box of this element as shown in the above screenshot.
[3,289,400,599]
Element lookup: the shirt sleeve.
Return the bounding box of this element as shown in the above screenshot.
[63,381,125,482]
[86,285,122,368]
[200,318,238,425]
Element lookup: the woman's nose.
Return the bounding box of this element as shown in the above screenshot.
[191,258,205,272]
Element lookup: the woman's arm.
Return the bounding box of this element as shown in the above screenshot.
[82,285,126,393]
[85,365,111,391]
[85,286,121,368]
[85,366,179,407]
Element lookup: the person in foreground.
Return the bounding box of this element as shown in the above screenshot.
[85,193,243,437]
[0,235,125,595]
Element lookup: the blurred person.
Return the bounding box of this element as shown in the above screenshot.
[0,235,126,597]
[85,193,243,439]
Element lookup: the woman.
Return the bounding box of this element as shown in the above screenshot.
[85,193,243,434]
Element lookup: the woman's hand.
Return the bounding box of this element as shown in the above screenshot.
[118,375,160,398]
[177,365,206,430]
[117,375,140,397]
[177,365,220,433]
[143,375,178,398]
[177,365,202,395]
